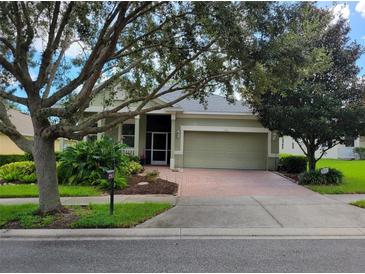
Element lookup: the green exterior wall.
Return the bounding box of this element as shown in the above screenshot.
[174,117,263,152]
[271,132,279,154]
[104,118,119,141]
[183,131,267,169]
[173,116,279,170]
[138,114,147,158]
[86,110,279,170]
[267,157,279,170]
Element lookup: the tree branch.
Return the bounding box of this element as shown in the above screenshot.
[0,89,27,105]
[294,138,308,156]
[20,2,35,49]
[42,38,71,99]
[0,101,33,153]
[52,89,195,139]
[316,140,340,161]
[42,2,129,108]
[36,2,69,89]
[0,37,15,55]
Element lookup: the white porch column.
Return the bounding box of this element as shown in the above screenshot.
[59,138,65,151]
[117,124,122,142]
[170,113,176,169]
[97,119,105,140]
[134,115,140,156]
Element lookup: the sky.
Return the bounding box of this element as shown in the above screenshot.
[316,0,365,76]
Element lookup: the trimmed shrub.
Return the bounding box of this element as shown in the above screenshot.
[98,169,128,190]
[123,161,143,176]
[354,147,365,160]
[0,161,36,183]
[126,154,141,163]
[145,170,159,182]
[299,168,343,185]
[0,154,31,167]
[279,154,308,173]
[57,138,129,189]
[0,152,60,166]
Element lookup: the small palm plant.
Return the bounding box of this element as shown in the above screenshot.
[58,137,129,189]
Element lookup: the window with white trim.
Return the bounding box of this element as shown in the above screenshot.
[120,123,135,148]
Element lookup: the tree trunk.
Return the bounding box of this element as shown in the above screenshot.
[307,150,317,172]
[33,136,62,213]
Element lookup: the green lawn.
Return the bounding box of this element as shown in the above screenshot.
[351,200,365,208]
[0,202,172,229]
[0,184,103,198]
[307,159,365,194]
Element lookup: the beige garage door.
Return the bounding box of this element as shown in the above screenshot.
[183,131,267,170]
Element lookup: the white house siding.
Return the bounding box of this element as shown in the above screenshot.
[279,136,361,159]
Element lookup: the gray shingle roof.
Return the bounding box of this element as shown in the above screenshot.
[160,91,252,114]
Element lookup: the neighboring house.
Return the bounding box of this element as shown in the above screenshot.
[0,109,70,155]
[280,135,365,159]
[0,109,34,155]
[87,91,279,170]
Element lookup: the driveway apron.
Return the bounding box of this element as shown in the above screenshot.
[139,168,365,228]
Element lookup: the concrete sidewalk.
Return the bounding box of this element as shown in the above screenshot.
[324,194,365,203]
[1,194,365,239]
[138,195,365,229]
[0,194,177,205]
[1,193,364,206]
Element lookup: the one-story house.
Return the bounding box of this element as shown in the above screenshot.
[87,91,279,170]
[0,109,34,155]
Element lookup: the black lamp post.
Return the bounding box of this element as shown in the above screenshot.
[106,169,115,215]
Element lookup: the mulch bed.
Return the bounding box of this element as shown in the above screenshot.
[116,175,178,195]
[0,174,178,195]
[0,179,27,185]
[46,208,80,229]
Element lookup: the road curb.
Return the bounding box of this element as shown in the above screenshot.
[2,227,365,240]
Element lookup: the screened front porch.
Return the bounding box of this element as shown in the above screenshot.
[91,113,176,168]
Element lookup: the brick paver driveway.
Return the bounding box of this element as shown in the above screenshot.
[154,167,313,197]
[141,167,365,228]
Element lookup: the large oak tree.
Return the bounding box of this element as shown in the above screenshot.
[0,1,299,213]
[246,3,365,171]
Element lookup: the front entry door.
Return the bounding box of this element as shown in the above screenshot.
[151,132,168,165]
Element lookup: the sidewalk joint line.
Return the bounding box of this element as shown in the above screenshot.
[251,196,284,228]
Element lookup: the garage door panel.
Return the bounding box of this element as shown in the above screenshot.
[183,131,267,170]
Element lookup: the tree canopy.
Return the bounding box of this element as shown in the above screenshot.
[246,2,365,171]
[0,2,285,147]
[0,1,306,212]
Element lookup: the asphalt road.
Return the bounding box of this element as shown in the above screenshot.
[1,239,365,272]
